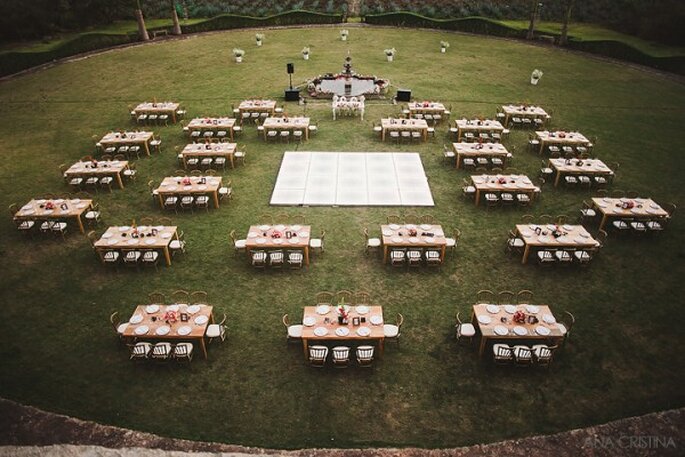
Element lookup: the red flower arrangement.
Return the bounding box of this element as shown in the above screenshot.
[163,310,177,323]
[513,310,526,324]
[271,231,282,239]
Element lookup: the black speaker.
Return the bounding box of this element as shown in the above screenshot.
[396,89,412,102]
[287,63,294,74]
[284,89,300,101]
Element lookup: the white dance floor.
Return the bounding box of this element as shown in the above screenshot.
[270,151,434,206]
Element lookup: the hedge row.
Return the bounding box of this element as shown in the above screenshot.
[0,10,342,78]
[363,12,685,76]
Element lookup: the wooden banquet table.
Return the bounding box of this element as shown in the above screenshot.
[515,224,599,264]
[14,198,93,234]
[93,225,180,266]
[301,305,385,357]
[262,117,311,140]
[64,159,129,189]
[471,303,564,357]
[454,119,504,142]
[381,224,447,263]
[380,118,429,141]
[123,303,214,358]
[590,197,669,231]
[156,176,223,209]
[535,130,590,155]
[133,102,180,123]
[548,158,614,187]
[452,142,509,169]
[408,102,446,119]
[245,224,312,266]
[500,104,549,126]
[180,142,237,169]
[186,117,237,141]
[471,174,538,206]
[239,99,277,115]
[99,131,153,156]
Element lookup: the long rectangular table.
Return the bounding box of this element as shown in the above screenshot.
[548,158,614,187]
[454,119,504,142]
[408,102,446,120]
[99,131,154,156]
[64,160,129,189]
[245,224,312,265]
[471,174,538,206]
[186,117,237,141]
[180,142,237,169]
[591,197,669,231]
[380,118,428,141]
[239,99,276,115]
[471,304,564,357]
[380,224,447,263]
[123,303,214,358]
[133,102,180,123]
[156,176,223,209]
[500,104,549,126]
[515,223,599,264]
[452,142,509,169]
[14,198,93,234]
[301,305,385,357]
[535,130,590,155]
[262,117,310,140]
[93,225,179,266]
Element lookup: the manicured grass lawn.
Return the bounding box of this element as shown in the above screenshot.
[0,26,684,449]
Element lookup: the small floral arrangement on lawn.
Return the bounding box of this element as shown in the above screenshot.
[440,40,450,52]
[255,33,264,46]
[302,46,310,60]
[340,29,349,41]
[233,48,245,62]
[384,47,396,61]
[531,69,543,85]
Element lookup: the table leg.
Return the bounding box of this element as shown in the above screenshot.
[212,191,220,209]
[440,246,446,263]
[554,170,562,187]
[539,140,545,155]
[115,172,125,189]
[163,246,172,266]
[474,189,481,206]
[378,338,385,357]
[521,244,531,264]
[383,245,389,264]
[302,338,309,358]
[199,336,208,359]
[599,214,608,231]
[456,154,462,168]
[143,141,151,156]
[304,246,310,266]
[75,214,86,234]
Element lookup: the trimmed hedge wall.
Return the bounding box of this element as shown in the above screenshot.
[0,10,342,78]
[364,12,685,76]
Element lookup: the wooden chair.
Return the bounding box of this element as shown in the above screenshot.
[274,212,289,224]
[148,292,165,305]
[384,313,403,346]
[476,289,495,305]
[557,311,575,344]
[363,227,381,255]
[404,213,419,225]
[532,344,557,368]
[332,346,351,368]
[282,313,303,343]
[356,345,375,367]
[157,216,173,226]
[109,311,128,342]
[309,230,325,254]
[354,291,370,305]
[512,345,534,367]
[315,291,334,306]
[291,214,307,225]
[229,229,247,256]
[336,289,353,304]
[420,215,435,224]
[386,214,401,224]
[455,312,475,345]
[498,290,515,305]
[517,289,534,305]
[308,345,328,367]
[493,344,513,365]
[258,213,272,225]
[206,313,227,343]
[190,290,208,305]
[445,228,460,254]
[173,343,194,363]
[171,289,190,305]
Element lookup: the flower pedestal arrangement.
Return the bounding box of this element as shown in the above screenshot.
[302,47,310,61]
[440,41,450,53]
[530,69,543,85]
[233,48,245,63]
[255,33,264,47]
[340,29,349,41]
[385,48,396,62]
[337,304,350,325]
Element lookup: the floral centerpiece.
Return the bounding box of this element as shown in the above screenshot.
[440,40,450,53]
[163,310,178,324]
[340,29,349,41]
[531,69,543,85]
[384,48,396,62]
[255,33,264,46]
[337,302,350,324]
[232,48,245,63]
[513,310,526,324]
[301,46,310,60]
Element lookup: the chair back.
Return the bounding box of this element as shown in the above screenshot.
[171,289,190,305]
[498,290,515,305]
[282,313,290,328]
[332,346,350,365]
[355,291,370,305]
[356,345,375,366]
[109,312,120,332]
[336,290,353,304]
[316,291,334,306]
[517,290,534,305]
[476,289,495,305]
[148,292,165,305]
[191,290,208,305]
[309,345,328,366]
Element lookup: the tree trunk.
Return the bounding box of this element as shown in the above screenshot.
[559,0,575,46]
[170,1,182,35]
[135,0,149,41]
[526,0,539,40]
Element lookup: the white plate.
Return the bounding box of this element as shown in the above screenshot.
[156,326,170,336]
[35,199,46,204]
[289,238,300,244]
[542,314,556,324]
[274,225,286,231]
[186,305,201,314]
[477,315,492,324]
[138,226,148,231]
[177,326,192,336]
[513,326,528,336]
[21,209,35,215]
[197,185,207,191]
[389,224,400,230]
[316,305,330,315]
[303,316,316,326]
[247,232,258,238]
[256,238,266,244]
[273,239,283,244]
[134,325,149,335]
[370,315,383,325]
[166,304,179,312]
[127,239,139,245]
[71,198,80,203]
[290,225,301,231]
[579,232,590,238]
[356,305,369,314]
[409,237,419,243]
[486,304,500,314]
[258,225,270,231]
[145,239,156,245]
[119,226,130,231]
[297,231,308,238]
[194,315,209,325]
[494,325,508,336]
[504,305,517,314]
[336,327,350,337]
[314,326,328,336]
[405,224,416,229]
[145,304,159,313]
[102,232,112,239]
[382,230,393,236]
[526,305,540,314]
[535,326,551,336]
[562,224,573,230]
[420,224,432,230]
[167,185,177,191]
[356,327,371,336]
[391,236,402,243]
[129,314,143,324]
[43,209,53,214]
[546,224,556,230]
[649,203,660,209]
[107,239,118,245]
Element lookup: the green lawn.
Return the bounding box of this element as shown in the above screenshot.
[0,27,684,449]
